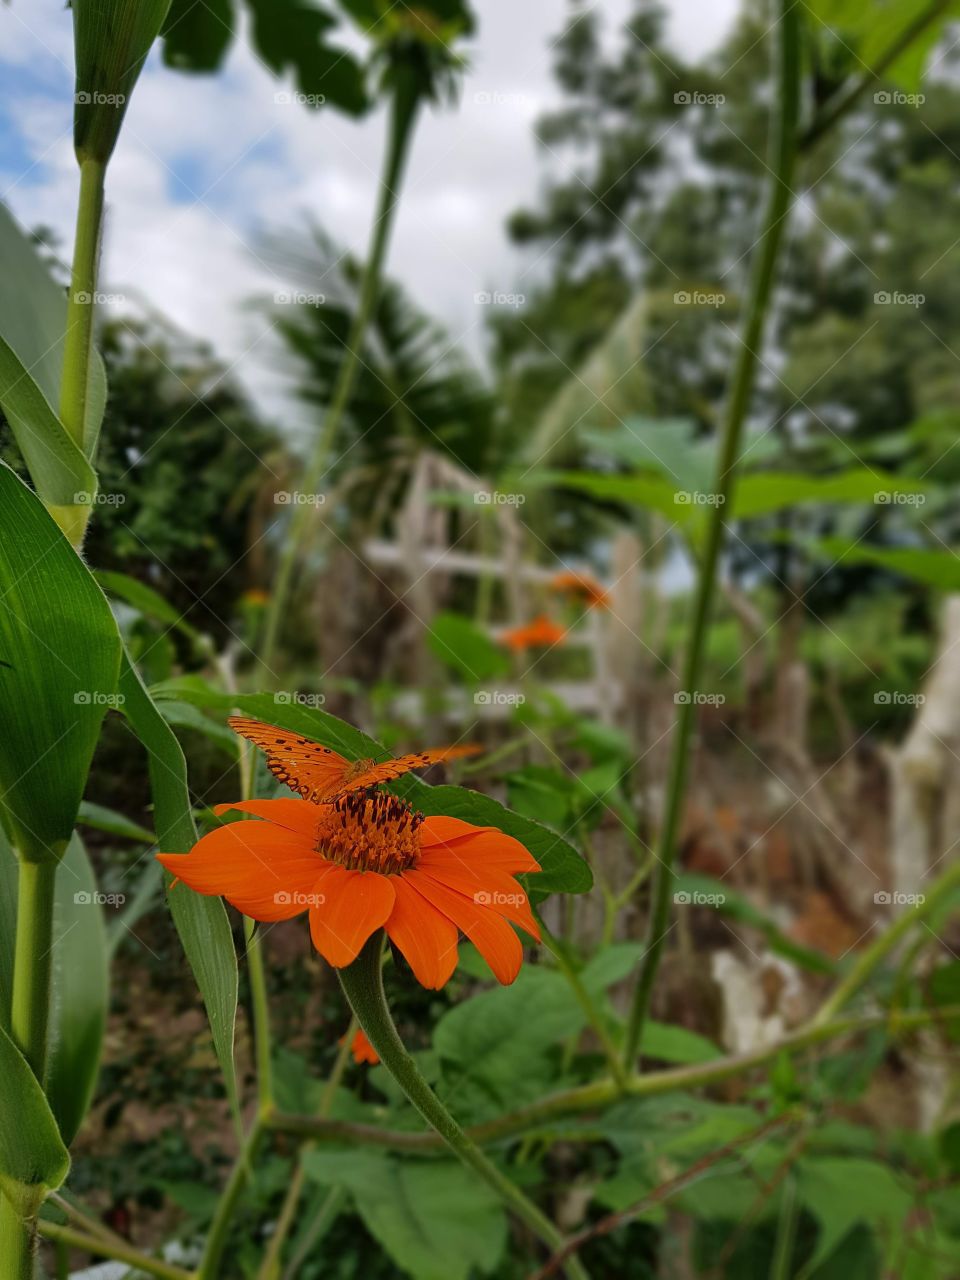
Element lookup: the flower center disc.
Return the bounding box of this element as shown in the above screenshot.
[319,791,423,875]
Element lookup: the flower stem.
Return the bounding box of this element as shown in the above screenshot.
[258,76,420,677]
[622,0,802,1069]
[338,935,591,1280]
[540,927,628,1090]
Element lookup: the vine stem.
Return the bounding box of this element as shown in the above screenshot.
[259,74,421,677]
[196,1115,268,1280]
[338,934,592,1280]
[622,0,802,1069]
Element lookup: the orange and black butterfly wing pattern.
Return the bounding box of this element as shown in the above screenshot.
[227,717,350,802]
[330,745,481,799]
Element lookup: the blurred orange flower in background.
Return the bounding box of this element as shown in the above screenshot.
[157,795,540,987]
[347,1028,379,1065]
[550,570,610,610]
[500,614,567,652]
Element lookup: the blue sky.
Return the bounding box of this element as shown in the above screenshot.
[0,0,738,419]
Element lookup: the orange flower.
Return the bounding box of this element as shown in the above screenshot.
[499,615,567,653]
[346,1027,379,1065]
[550,570,609,610]
[157,794,540,988]
[241,588,270,607]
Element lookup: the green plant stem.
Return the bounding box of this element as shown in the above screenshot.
[36,1221,191,1280]
[540,927,628,1089]
[813,859,960,1025]
[338,934,591,1280]
[60,157,105,449]
[282,1187,346,1280]
[256,1015,356,1280]
[622,0,802,1070]
[271,1005,958,1154]
[196,1115,267,1280]
[245,917,273,1112]
[259,79,421,677]
[801,0,950,149]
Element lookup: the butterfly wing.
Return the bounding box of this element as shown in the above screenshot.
[228,717,350,803]
[331,745,481,799]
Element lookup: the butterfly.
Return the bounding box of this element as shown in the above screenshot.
[228,717,480,804]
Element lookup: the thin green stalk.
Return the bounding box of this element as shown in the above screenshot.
[622,0,802,1069]
[257,1015,357,1280]
[270,1006,960,1154]
[60,156,105,448]
[11,858,57,1076]
[36,1221,191,1280]
[339,934,591,1280]
[282,1187,346,1280]
[245,918,274,1111]
[196,1115,267,1280]
[812,859,960,1025]
[259,79,421,677]
[540,927,628,1089]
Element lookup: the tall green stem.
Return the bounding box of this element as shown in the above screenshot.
[60,157,105,448]
[339,935,591,1280]
[197,1115,267,1279]
[245,917,274,1111]
[0,857,58,1279]
[259,79,421,677]
[622,0,802,1068]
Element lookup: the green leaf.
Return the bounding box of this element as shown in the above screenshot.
[162,0,233,70]
[0,1022,70,1218]
[303,1149,506,1280]
[78,800,155,844]
[0,832,16,1035]
[816,539,960,593]
[641,1021,722,1065]
[806,0,959,91]
[0,203,105,514]
[797,1156,912,1272]
[118,655,240,1123]
[72,0,174,163]
[45,835,109,1145]
[151,684,592,895]
[427,611,509,682]
[94,569,205,648]
[0,465,121,860]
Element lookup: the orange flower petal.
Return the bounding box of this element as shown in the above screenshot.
[349,1028,379,1065]
[385,875,459,989]
[403,870,523,985]
[212,798,320,836]
[308,866,395,967]
[416,864,540,941]
[156,821,323,921]
[419,817,540,874]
